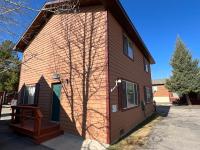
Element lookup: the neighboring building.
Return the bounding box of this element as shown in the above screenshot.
[152,79,179,104]
[13,0,155,144]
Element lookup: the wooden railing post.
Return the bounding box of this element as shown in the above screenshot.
[34,108,43,137]
[11,106,14,123]
[20,109,24,127]
[10,106,44,137]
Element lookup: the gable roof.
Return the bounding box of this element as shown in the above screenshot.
[152,79,167,85]
[14,0,155,64]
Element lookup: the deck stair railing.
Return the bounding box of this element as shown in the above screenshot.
[11,106,43,136]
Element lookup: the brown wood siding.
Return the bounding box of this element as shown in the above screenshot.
[153,85,170,97]
[107,12,154,143]
[18,6,109,144]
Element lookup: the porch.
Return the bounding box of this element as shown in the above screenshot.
[10,105,64,144]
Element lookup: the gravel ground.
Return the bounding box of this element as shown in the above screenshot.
[144,105,200,150]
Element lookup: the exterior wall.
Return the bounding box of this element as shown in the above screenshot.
[153,97,170,104]
[153,85,179,104]
[18,6,109,144]
[153,85,170,97]
[107,12,154,143]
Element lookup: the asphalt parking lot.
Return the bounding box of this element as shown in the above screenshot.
[145,105,200,150]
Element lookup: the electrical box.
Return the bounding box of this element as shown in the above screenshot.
[112,105,118,112]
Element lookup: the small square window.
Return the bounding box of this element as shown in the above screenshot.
[144,57,150,72]
[152,86,158,92]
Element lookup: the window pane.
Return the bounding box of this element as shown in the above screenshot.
[121,81,127,108]
[24,86,36,105]
[123,35,134,59]
[145,64,149,72]
[123,36,128,56]
[27,86,35,104]
[144,58,149,72]
[134,84,138,105]
[145,87,152,102]
[152,86,157,92]
[128,43,133,59]
[127,82,135,107]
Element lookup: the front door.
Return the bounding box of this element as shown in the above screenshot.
[51,83,62,122]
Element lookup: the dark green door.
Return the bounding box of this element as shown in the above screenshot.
[51,83,62,122]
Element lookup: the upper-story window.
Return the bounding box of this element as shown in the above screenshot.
[144,57,150,72]
[123,35,134,59]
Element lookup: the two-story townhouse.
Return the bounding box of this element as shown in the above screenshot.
[12,0,155,144]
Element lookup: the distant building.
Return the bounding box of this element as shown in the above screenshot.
[152,79,179,104]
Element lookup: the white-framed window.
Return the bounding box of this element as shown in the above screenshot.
[121,80,139,109]
[123,35,134,59]
[152,86,158,93]
[144,57,150,72]
[144,86,152,103]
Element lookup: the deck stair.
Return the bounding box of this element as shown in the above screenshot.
[10,105,64,144]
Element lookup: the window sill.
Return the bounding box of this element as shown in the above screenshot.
[145,101,153,105]
[121,105,139,112]
[123,53,134,62]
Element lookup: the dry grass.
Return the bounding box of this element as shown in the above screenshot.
[108,114,162,150]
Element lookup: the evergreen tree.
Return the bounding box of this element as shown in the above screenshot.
[166,37,200,105]
[0,40,20,92]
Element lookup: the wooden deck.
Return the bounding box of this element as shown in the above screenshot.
[10,106,64,144]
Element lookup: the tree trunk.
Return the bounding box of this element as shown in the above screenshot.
[186,94,192,105]
[0,96,2,118]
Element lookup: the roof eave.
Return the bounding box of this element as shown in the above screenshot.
[115,0,155,64]
[14,0,155,64]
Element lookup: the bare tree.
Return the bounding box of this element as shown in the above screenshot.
[0,0,40,36]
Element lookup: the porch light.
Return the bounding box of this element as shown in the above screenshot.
[110,79,122,93]
[52,73,60,80]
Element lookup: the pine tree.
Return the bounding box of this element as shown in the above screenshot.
[0,40,20,92]
[166,37,200,105]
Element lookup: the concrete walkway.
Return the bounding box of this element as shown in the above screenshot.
[42,133,109,150]
[145,105,200,150]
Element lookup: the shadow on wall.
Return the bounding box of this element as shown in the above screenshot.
[18,75,108,146]
[18,76,80,135]
[17,9,109,145]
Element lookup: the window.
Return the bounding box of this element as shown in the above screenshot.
[120,80,139,109]
[152,86,158,92]
[144,86,152,103]
[123,35,134,59]
[144,57,150,72]
[21,84,39,105]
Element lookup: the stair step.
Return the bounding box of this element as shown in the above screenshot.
[40,124,60,134]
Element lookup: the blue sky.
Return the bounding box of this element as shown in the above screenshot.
[1,0,200,80]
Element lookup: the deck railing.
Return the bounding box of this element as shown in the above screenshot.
[11,105,43,136]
